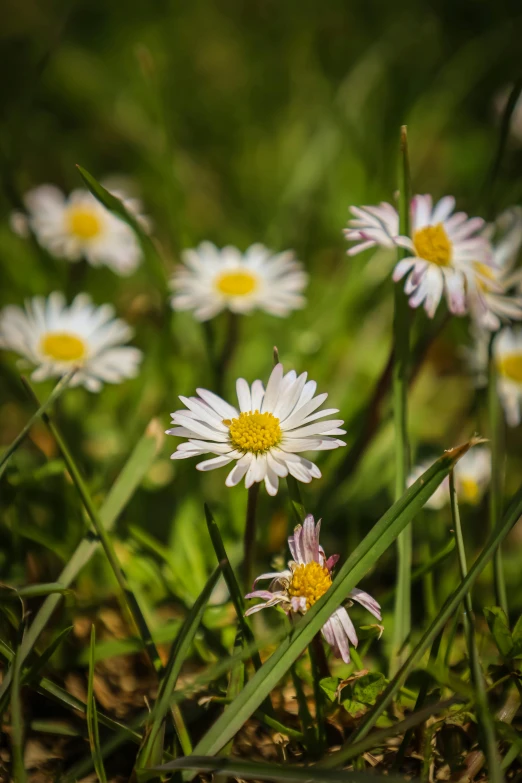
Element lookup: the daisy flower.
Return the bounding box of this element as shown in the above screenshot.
[454,446,491,505]
[492,327,522,426]
[245,515,381,664]
[345,195,492,318]
[408,446,491,509]
[169,242,307,321]
[166,363,345,496]
[0,292,142,392]
[11,184,148,276]
[466,207,522,331]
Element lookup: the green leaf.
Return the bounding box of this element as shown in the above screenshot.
[319,677,341,702]
[352,672,387,705]
[511,614,522,656]
[86,626,108,783]
[139,755,409,782]
[186,443,471,766]
[484,606,514,658]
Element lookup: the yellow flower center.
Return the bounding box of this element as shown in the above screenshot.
[473,261,496,292]
[67,207,102,240]
[223,410,282,453]
[215,270,258,297]
[40,332,86,363]
[288,562,332,610]
[497,353,522,384]
[458,477,480,505]
[413,223,452,267]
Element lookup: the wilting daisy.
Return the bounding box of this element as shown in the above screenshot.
[167,363,345,495]
[170,242,307,321]
[408,446,491,509]
[245,515,381,664]
[492,327,522,426]
[0,292,142,392]
[345,195,492,318]
[466,207,522,331]
[11,184,147,276]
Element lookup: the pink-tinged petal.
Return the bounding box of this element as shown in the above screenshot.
[335,606,359,647]
[302,514,319,562]
[392,258,416,282]
[326,554,340,571]
[321,618,336,648]
[245,590,275,601]
[330,613,351,663]
[350,588,382,621]
[291,596,307,613]
[288,535,298,562]
[431,195,456,224]
[252,570,291,587]
[290,524,305,564]
[444,272,467,315]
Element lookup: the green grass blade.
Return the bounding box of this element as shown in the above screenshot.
[204,504,264,672]
[138,563,223,766]
[0,419,163,705]
[488,352,508,614]
[320,477,522,769]
[87,626,108,783]
[450,471,503,783]
[0,369,76,479]
[76,164,167,290]
[0,583,72,600]
[186,443,471,764]
[391,124,412,676]
[139,756,410,782]
[10,629,27,783]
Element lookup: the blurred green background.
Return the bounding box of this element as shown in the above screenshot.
[2,0,522,663]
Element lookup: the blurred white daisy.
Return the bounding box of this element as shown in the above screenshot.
[0,292,142,392]
[345,195,492,318]
[454,446,491,505]
[245,514,381,664]
[493,327,522,426]
[169,242,307,321]
[466,207,522,331]
[11,184,148,276]
[408,446,491,509]
[167,363,345,496]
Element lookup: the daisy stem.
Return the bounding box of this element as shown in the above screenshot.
[488,352,508,615]
[449,470,503,783]
[243,483,260,591]
[309,635,328,752]
[390,125,412,676]
[287,474,306,526]
[0,368,77,480]
[216,311,240,397]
